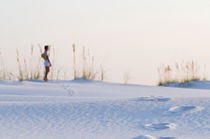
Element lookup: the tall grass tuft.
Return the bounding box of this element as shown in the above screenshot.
[72,44,77,80]
[158,61,205,86]
[100,66,105,81]
[16,45,44,81]
[72,44,104,81]
[0,51,14,80]
[16,49,24,81]
[123,72,131,84]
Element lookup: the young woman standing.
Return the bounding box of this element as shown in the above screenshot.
[43,45,51,81]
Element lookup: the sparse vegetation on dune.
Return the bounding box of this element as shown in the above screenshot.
[0,45,208,85]
[72,44,104,81]
[16,45,44,81]
[0,51,14,80]
[158,61,206,86]
[0,44,105,81]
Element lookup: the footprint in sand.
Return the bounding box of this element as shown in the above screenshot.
[132,135,177,139]
[134,96,171,102]
[62,84,76,96]
[132,135,156,139]
[168,106,204,114]
[144,123,176,131]
[159,137,177,139]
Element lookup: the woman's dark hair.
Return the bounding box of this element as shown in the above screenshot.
[44,45,49,51]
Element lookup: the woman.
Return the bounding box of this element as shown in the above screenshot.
[43,45,51,81]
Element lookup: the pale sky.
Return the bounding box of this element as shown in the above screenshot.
[0,0,210,85]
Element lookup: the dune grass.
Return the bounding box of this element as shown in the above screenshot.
[158,61,206,86]
[1,45,208,85]
[72,44,104,81]
[0,44,105,82]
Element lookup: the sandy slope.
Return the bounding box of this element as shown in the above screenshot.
[0,80,209,139]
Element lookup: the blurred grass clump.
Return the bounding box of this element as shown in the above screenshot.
[0,44,105,81]
[72,44,105,81]
[158,61,206,86]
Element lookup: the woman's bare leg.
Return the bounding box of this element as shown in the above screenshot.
[44,67,50,81]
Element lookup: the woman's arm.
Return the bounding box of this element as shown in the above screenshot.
[46,55,52,66]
